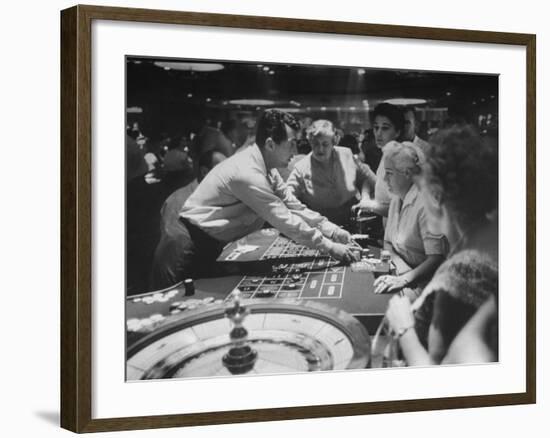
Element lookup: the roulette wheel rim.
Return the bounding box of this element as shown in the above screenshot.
[127,299,371,379]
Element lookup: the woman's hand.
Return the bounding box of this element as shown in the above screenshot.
[386,295,415,335]
[374,275,408,294]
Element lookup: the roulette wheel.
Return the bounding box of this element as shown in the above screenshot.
[127,291,371,379]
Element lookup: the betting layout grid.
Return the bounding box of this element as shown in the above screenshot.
[229,236,347,300]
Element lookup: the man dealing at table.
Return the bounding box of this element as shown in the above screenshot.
[178,109,358,280]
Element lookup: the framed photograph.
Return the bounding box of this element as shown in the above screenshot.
[61,4,536,433]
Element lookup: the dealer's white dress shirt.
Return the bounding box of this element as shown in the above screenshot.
[180,144,339,251]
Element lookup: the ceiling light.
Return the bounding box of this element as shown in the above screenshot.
[126,107,143,113]
[384,98,427,106]
[229,99,275,106]
[272,107,302,113]
[357,68,366,75]
[154,62,224,72]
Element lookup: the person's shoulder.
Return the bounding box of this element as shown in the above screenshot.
[334,145,353,157]
[222,147,266,185]
[165,180,197,205]
[428,249,498,303]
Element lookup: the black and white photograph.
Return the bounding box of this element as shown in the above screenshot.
[125,57,499,380]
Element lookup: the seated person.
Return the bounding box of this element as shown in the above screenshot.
[384,125,499,364]
[177,109,359,280]
[355,103,405,218]
[373,141,447,299]
[192,125,235,158]
[286,119,376,227]
[161,135,195,195]
[385,250,497,366]
[149,150,227,290]
[420,125,498,260]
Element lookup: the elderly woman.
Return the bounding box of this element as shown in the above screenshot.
[373,141,447,297]
[355,103,405,217]
[383,125,499,366]
[286,119,376,227]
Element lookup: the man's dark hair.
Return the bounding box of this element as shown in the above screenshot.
[371,103,405,134]
[255,109,300,148]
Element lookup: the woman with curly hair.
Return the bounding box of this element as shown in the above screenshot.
[421,125,498,257]
[383,125,499,365]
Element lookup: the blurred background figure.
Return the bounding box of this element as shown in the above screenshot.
[192,125,235,158]
[401,107,429,151]
[126,134,166,295]
[338,133,360,156]
[161,135,195,196]
[150,150,227,290]
[360,128,382,172]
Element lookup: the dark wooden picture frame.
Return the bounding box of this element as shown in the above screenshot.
[60,4,536,433]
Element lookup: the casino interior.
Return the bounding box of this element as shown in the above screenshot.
[125,57,499,378]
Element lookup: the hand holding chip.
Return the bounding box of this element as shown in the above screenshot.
[328,242,360,264]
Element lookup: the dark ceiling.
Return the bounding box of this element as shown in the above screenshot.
[126,56,498,138]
